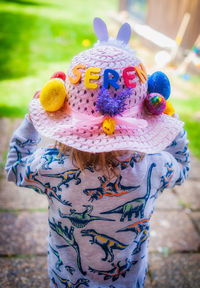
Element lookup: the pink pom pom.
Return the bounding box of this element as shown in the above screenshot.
[145,93,166,115]
[51,71,66,82]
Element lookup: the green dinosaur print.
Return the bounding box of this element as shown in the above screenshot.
[49,218,86,275]
[81,229,128,263]
[52,269,89,287]
[100,163,156,221]
[89,258,138,281]
[58,205,115,228]
[42,148,65,170]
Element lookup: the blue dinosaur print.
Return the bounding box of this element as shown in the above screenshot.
[58,205,115,228]
[11,146,27,184]
[49,218,86,275]
[41,169,82,191]
[150,162,175,200]
[24,165,71,206]
[52,270,89,287]
[15,138,40,148]
[175,145,190,164]
[81,229,128,262]
[100,163,156,221]
[131,229,149,256]
[89,258,138,281]
[49,243,63,271]
[120,153,144,170]
[160,162,175,190]
[120,156,135,170]
[83,175,140,202]
[116,216,150,238]
[65,266,75,275]
[51,276,58,288]
[42,148,65,170]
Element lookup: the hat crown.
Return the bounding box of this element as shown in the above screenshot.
[66,45,147,117]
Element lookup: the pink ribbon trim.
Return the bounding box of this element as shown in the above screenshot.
[55,103,148,136]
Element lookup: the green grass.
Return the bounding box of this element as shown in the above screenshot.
[171,74,200,159]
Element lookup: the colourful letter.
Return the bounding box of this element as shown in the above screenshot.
[123,66,136,88]
[85,67,101,89]
[68,64,86,84]
[135,63,147,83]
[103,69,120,90]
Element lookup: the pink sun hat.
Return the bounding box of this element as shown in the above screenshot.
[29,18,183,153]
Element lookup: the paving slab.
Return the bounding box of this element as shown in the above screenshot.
[190,212,200,234]
[189,155,200,181]
[154,188,181,210]
[0,256,49,288]
[0,178,48,210]
[0,118,23,152]
[149,210,200,252]
[144,275,152,288]
[174,180,200,210]
[0,212,48,255]
[148,253,200,288]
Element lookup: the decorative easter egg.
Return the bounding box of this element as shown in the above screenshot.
[145,93,166,115]
[148,71,171,100]
[40,79,67,112]
[163,100,175,116]
[51,71,66,82]
[102,118,116,135]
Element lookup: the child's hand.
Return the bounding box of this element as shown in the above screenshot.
[28,90,41,121]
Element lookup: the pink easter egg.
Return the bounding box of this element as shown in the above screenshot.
[145,93,166,115]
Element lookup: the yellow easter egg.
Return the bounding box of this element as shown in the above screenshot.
[102,118,116,135]
[40,79,67,112]
[163,100,175,116]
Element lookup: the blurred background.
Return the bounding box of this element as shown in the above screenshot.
[0,0,200,287]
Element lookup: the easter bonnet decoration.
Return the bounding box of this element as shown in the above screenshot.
[29,18,183,153]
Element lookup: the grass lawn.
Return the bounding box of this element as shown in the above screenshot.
[0,0,199,159]
[171,74,200,159]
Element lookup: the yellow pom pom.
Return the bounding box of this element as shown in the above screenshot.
[40,79,67,112]
[163,101,175,116]
[102,118,116,135]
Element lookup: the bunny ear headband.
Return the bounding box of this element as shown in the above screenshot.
[29,17,183,153]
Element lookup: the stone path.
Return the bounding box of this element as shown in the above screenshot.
[0,118,200,288]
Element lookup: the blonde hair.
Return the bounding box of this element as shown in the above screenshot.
[55,141,145,180]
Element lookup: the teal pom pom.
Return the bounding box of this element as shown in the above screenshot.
[148,71,171,100]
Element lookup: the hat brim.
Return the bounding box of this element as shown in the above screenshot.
[29,99,183,153]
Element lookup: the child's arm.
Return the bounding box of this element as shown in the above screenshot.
[5,114,45,193]
[150,127,190,195]
[164,128,190,186]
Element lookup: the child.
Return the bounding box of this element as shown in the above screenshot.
[5,18,190,288]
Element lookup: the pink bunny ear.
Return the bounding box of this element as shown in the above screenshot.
[93,17,108,41]
[116,23,131,44]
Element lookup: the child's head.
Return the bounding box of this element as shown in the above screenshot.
[29,18,183,167]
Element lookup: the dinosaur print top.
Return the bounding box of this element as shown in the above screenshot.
[5,116,190,288]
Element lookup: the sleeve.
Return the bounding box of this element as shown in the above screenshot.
[150,128,190,196]
[5,115,46,195]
